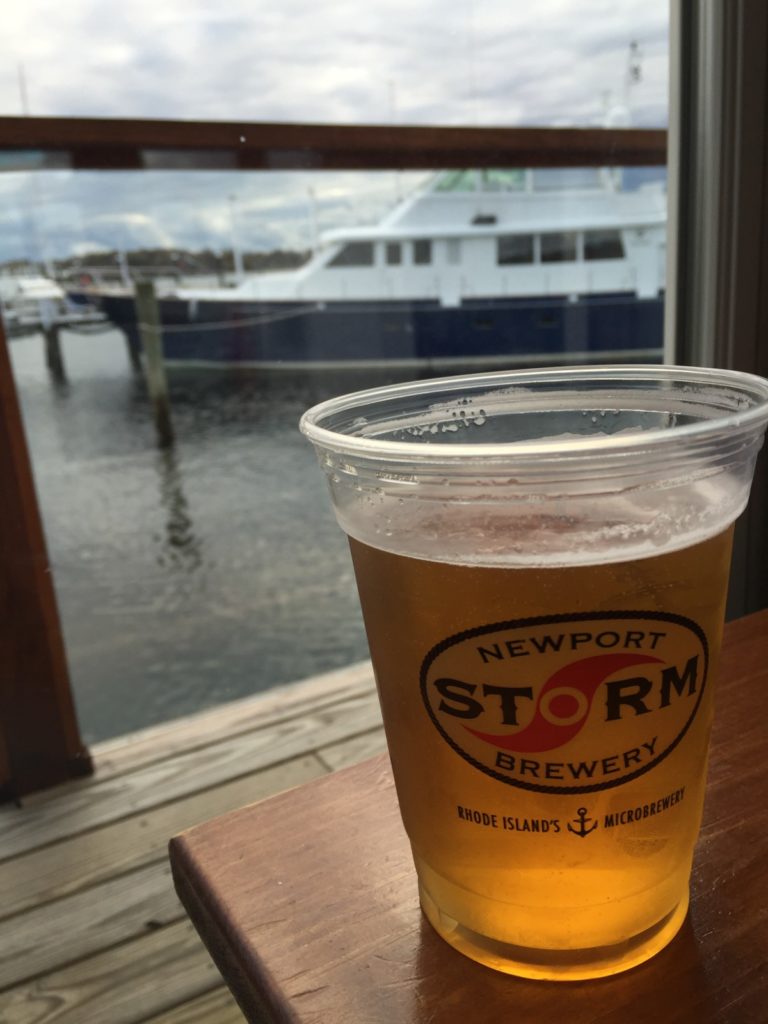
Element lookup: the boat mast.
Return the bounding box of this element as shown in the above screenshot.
[229,194,245,283]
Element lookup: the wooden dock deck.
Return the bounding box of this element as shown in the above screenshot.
[0,662,384,1024]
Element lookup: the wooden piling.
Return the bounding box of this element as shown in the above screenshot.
[43,324,66,383]
[134,280,174,448]
[124,333,142,374]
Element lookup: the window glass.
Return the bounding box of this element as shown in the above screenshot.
[0,6,670,744]
[584,229,624,260]
[541,231,578,262]
[435,170,478,192]
[386,242,402,265]
[497,234,534,265]
[328,241,374,267]
[532,168,603,191]
[481,169,526,191]
[413,239,432,265]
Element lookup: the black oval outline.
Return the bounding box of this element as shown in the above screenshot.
[420,610,709,795]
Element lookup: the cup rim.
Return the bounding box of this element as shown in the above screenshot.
[300,364,768,462]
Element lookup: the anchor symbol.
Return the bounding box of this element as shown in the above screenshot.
[567,807,598,838]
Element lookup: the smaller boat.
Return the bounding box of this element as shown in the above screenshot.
[0,274,104,338]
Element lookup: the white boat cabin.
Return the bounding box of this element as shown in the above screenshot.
[191,168,666,308]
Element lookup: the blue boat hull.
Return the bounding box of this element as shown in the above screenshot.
[73,291,664,367]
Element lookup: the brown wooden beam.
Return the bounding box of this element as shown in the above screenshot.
[0,320,92,799]
[0,117,667,172]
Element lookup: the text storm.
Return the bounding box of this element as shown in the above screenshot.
[420,613,709,794]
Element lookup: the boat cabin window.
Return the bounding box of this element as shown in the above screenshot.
[472,213,497,226]
[328,242,374,268]
[413,240,432,265]
[481,169,526,191]
[531,168,602,191]
[497,234,534,265]
[541,231,578,263]
[386,242,402,265]
[584,229,624,260]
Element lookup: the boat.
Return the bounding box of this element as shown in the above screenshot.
[66,168,666,368]
[0,274,71,338]
[0,273,105,339]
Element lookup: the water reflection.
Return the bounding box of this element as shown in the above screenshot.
[153,446,202,573]
[10,328,563,742]
[9,328,386,739]
[43,326,68,387]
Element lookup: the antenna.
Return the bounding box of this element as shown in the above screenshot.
[624,40,643,110]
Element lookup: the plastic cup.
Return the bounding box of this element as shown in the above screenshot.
[300,365,768,981]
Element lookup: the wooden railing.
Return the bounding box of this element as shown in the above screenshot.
[0,117,666,171]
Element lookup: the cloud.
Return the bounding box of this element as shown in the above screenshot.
[0,0,667,124]
[86,212,174,249]
[0,1,668,261]
[0,167,430,261]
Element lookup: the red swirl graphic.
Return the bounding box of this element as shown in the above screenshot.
[465,653,661,753]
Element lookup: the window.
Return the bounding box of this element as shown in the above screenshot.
[413,240,432,265]
[481,169,526,191]
[435,170,478,192]
[386,242,402,265]
[497,234,534,265]
[328,242,374,267]
[541,231,577,263]
[472,214,497,226]
[584,230,624,260]
[532,168,602,191]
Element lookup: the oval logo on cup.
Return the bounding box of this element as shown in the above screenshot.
[420,612,709,794]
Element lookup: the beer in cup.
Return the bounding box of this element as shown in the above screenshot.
[300,365,768,980]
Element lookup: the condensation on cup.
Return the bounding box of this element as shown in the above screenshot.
[300,365,768,981]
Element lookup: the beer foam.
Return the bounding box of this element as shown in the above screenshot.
[337,474,741,568]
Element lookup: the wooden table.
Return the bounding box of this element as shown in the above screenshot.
[170,611,768,1024]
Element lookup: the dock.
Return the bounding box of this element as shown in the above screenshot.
[4,309,107,336]
[0,661,384,1024]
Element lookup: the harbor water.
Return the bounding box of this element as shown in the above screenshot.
[10,326,406,742]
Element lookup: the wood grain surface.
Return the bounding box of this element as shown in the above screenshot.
[92,661,374,782]
[0,754,325,922]
[0,117,666,172]
[170,610,768,1024]
[0,324,92,797]
[0,919,219,1024]
[1,688,380,860]
[0,659,383,1023]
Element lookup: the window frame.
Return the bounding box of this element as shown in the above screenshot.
[667,0,768,615]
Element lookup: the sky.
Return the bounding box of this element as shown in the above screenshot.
[0,0,669,263]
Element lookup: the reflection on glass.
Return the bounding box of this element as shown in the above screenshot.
[4,157,667,741]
